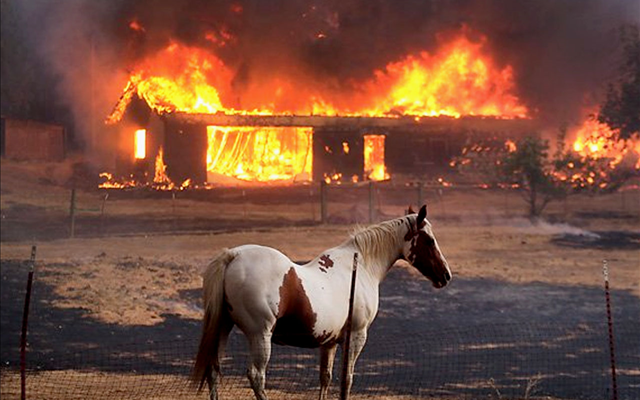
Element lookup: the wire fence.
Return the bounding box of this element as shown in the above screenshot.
[4,181,638,241]
[2,316,639,398]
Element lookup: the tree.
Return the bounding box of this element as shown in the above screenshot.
[598,24,640,140]
[499,135,568,218]
[453,129,638,219]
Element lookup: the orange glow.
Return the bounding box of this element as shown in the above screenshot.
[107,32,528,123]
[154,147,172,188]
[134,129,146,159]
[129,20,145,32]
[105,30,532,185]
[571,118,637,167]
[560,117,640,188]
[364,135,389,181]
[206,126,312,182]
[365,36,528,118]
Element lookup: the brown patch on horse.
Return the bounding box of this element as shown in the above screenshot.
[318,254,334,273]
[273,267,322,348]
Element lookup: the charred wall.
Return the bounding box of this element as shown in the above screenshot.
[163,120,207,185]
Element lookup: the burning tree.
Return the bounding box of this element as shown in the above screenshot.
[454,129,639,218]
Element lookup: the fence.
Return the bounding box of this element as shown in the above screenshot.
[5,182,637,241]
[1,322,638,399]
[2,258,639,399]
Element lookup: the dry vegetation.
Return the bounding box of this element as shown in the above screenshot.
[1,160,638,326]
[1,160,638,399]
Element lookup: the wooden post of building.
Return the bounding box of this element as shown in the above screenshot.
[368,181,375,224]
[340,253,358,400]
[320,180,328,224]
[69,188,76,238]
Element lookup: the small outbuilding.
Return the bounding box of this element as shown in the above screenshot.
[1,117,66,161]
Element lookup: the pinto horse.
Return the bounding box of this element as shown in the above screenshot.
[192,205,451,400]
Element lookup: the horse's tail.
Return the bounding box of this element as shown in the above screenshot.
[191,248,236,391]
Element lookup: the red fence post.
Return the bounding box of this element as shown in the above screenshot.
[20,245,37,400]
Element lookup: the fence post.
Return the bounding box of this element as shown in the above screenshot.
[603,260,618,400]
[69,188,76,238]
[21,245,37,400]
[171,191,177,231]
[340,253,358,400]
[99,192,108,236]
[320,181,328,224]
[417,181,424,207]
[368,181,375,224]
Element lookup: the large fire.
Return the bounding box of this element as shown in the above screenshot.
[103,28,537,186]
[206,126,312,182]
[108,34,527,121]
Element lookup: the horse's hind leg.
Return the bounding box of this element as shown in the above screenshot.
[318,343,338,400]
[247,332,272,400]
[340,329,368,398]
[207,314,234,400]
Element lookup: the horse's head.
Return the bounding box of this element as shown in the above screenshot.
[402,205,452,288]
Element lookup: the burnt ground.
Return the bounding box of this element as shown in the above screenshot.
[2,259,639,399]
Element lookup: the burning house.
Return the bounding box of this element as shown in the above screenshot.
[102,35,538,188]
[85,2,637,189]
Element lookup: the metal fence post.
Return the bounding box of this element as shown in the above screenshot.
[20,245,37,400]
[340,253,358,400]
[603,260,618,400]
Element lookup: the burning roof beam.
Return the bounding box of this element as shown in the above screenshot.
[166,112,539,132]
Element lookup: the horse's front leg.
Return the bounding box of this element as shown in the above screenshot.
[247,332,272,400]
[318,342,338,400]
[340,329,368,398]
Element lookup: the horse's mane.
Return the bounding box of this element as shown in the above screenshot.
[350,216,410,267]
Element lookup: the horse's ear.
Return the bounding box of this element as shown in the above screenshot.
[406,205,415,215]
[417,204,427,226]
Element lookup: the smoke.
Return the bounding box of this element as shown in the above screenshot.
[4,0,640,154]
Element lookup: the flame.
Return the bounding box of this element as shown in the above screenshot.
[366,36,528,118]
[154,147,173,188]
[206,126,312,182]
[105,30,531,185]
[364,135,389,181]
[571,118,640,170]
[134,129,146,159]
[108,32,528,123]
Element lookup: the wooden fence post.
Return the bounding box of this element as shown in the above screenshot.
[99,193,108,236]
[368,181,375,224]
[320,181,328,224]
[69,188,76,238]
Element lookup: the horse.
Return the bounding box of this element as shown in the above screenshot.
[192,204,452,400]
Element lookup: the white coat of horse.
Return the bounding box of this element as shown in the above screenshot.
[192,205,451,400]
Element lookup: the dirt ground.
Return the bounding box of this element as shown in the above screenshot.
[1,159,639,399]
